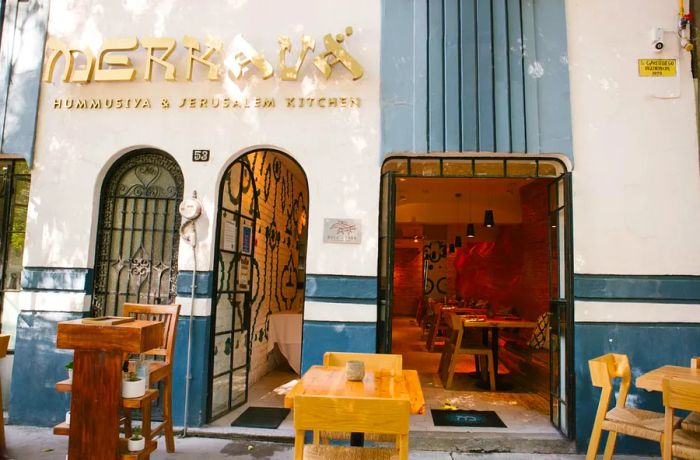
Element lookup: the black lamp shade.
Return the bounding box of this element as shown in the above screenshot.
[449,243,455,253]
[484,209,495,228]
[455,236,462,248]
[467,223,475,238]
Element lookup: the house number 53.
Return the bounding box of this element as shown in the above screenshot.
[192,149,210,162]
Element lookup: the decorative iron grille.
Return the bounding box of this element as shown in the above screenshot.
[92,150,184,316]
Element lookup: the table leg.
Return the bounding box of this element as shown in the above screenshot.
[350,432,364,447]
[491,327,500,385]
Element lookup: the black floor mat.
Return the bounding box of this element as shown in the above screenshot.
[230,407,291,429]
[431,409,507,428]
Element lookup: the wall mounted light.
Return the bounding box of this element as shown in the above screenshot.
[484,209,495,228]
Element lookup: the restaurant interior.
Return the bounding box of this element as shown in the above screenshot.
[389,176,555,424]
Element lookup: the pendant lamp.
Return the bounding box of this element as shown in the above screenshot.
[484,209,495,228]
[455,236,462,248]
[449,243,455,253]
[467,223,475,238]
[466,181,476,238]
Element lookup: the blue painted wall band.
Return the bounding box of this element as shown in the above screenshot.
[176,271,214,298]
[301,320,377,373]
[21,267,93,293]
[574,274,700,303]
[304,274,377,304]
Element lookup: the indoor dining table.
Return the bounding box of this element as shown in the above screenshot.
[460,316,537,389]
[285,365,425,446]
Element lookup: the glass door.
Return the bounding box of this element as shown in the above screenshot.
[548,172,574,438]
[376,170,396,353]
[209,159,257,420]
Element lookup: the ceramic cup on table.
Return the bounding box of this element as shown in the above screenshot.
[345,360,365,381]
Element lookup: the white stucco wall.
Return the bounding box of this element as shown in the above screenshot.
[27,0,381,315]
[567,0,700,276]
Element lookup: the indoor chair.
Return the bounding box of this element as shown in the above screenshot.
[293,394,410,460]
[680,357,700,433]
[438,313,495,391]
[323,351,402,374]
[586,353,678,460]
[123,302,181,453]
[662,377,700,459]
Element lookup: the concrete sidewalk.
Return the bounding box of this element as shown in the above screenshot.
[2,426,658,459]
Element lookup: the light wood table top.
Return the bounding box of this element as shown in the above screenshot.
[461,317,537,328]
[636,365,700,392]
[284,365,425,415]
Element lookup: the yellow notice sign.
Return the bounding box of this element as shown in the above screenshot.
[638,59,677,77]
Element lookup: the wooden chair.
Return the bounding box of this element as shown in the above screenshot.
[293,395,410,460]
[438,313,495,391]
[123,303,180,453]
[680,357,700,433]
[662,377,700,459]
[323,352,402,374]
[0,334,9,450]
[586,353,678,460]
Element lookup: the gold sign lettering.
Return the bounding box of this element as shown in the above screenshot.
[142,38,176,81]
[184,36,222,81]
[95,38,138,81]
[51,96,359,110]
[314,27,363,80]
[227,35,273,80]
[43,27,364,84]
[278,35,315,81]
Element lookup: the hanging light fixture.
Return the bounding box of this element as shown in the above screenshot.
[466,181,476,238]
[467,223,475,238]
[455,236,462,248]
[449,243,455,253]
[484,209,495,228]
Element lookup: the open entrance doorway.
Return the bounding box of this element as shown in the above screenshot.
[378,156,574,438]
[208,149,309,422]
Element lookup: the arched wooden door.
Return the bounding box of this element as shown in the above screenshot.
[92,149,184,316]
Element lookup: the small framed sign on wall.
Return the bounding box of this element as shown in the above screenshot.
[323,218,361,244]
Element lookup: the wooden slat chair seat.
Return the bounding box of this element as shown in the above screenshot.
[438,313,495,391]
[123,303,181,454]
[320,352,403,444]
[586,353,679,460]
[294,395,410,460]
[663,377,700,459]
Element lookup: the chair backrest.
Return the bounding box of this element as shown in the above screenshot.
[663,377,700,413]
[448,313,465,346]
[588,353,631,407]
[123,303,180,363]
[323,352,402,373]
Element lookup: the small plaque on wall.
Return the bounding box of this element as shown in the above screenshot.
[323,218,361,244]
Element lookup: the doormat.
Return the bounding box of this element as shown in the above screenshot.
[230,407,291,429]
[430,409,507,428]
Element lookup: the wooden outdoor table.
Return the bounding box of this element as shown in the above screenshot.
[285,365,425,415]
[461,317,537,390]
[56,318,163,460]
[636,365,700,392]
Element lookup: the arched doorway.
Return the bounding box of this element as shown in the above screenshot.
[209,149,309,421]
[92,149,184,316]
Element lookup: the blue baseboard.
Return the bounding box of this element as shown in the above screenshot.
[9,311,86,427]
[300,321,376,374]
[171,316,210,427]
[575,322,700,455]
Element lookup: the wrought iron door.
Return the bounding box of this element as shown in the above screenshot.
[209,159,257,420]
[92,150,184,316]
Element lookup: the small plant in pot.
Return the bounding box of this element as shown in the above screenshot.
[127,427,145,452]
[65,361,73,383]
[121,371,146,399]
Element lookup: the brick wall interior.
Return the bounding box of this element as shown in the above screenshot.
[392,247,423,316]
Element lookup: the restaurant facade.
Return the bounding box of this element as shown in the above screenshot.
[0,0,698,454]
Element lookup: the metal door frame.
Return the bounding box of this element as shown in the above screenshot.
[377,155,575,438]
[208,157,258,421]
